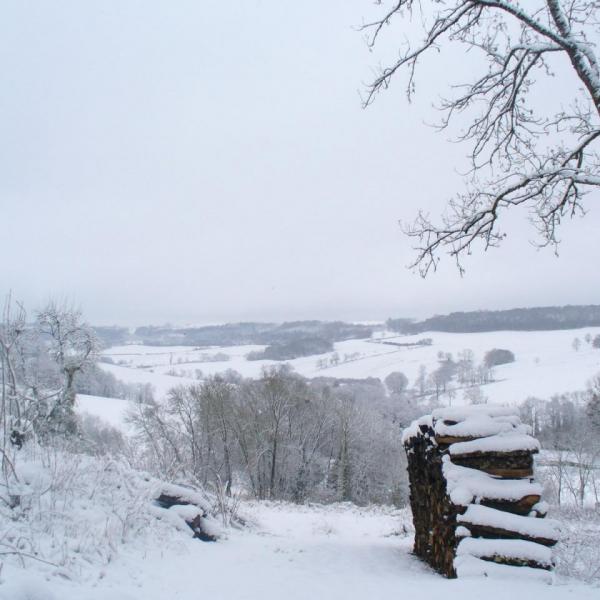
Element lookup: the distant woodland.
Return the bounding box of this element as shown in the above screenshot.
[387,305,600,334]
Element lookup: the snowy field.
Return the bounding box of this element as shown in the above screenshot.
[77,394,133,432]
[78,328,600,428]
[14,331,600,598]
[102,329,600,399]
[78,328,600,431]
[2,499,596,600]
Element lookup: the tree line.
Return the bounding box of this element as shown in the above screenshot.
[388,305,600,334]
[520,389,600,508]
[128,367,413,506]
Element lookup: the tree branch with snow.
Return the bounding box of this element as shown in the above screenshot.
[364,0,600,275]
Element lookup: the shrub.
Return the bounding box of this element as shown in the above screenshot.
[483,348,515,368]
[247,337,333,361]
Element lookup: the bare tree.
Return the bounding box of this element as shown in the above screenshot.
[0,297,26,440]
[202,377,236,496]
[364,1,600,274]
[36,301,98,433]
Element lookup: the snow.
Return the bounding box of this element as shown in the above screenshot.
[45,331,599,596]
[458,504,560,541]
[0,445,592,600]
[168,503,202,521]
[100,361,197,398]
[431,407,532,445]
[456,525,472,538]
[403,406,537,453]
[454,555,553,582]
[148,504,197,535]
[76,393,133,432]
[434,413,526,439]
[2,498,596,600]
[449,433,540,456]
[531,501,549,517]
[432,406,518,421]
[456,537,553,567]
[401,414,433,444]
[442,456,543,506]
[0,578,60,600]
[101,327,600,407]
[154,482,212,512]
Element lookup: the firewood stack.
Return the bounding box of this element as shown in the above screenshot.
[402,406,559,580]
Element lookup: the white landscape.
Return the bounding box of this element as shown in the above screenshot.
[3,0,600,597]
[0,318,597,599]
[32,324,590,600]
[2,497,597,600]
[82,327,600,422]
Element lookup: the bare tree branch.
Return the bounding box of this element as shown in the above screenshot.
[364,0,600,274]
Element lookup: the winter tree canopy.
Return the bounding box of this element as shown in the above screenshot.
[364,0,600,274]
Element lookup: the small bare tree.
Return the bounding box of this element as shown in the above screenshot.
[36,301,98,433]
[364,1,600,274]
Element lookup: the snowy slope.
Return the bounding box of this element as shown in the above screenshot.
[100,328,600,405]
[100,361,198,398]
[76,393,133,432]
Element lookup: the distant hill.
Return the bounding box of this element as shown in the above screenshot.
[92,326,130,348]
[132,321,374,357]
[387,305,600,334]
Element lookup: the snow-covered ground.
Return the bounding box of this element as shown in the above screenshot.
[3,498,597,600]
[3,495,597,600]
[98,328,600,405]
[77,393,133,432]
[13,329,600,599]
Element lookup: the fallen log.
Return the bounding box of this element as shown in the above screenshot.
[153,485,219,542]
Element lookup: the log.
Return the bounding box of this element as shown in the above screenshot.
[458,522,558,547]
[435,435,478,446]
[480,495,541,516]
[450,451,534,477]
[479,555,552,570]
[155,492,217,542]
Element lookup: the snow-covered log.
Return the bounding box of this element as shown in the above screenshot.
[153,483,221,542]
[403,406,558,578]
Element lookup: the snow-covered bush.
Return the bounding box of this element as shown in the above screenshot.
[0,439,232,586]
[554,507,600,583]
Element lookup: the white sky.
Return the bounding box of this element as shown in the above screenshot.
[1,0,599,326]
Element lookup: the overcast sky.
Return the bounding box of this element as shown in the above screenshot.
[1,0,599,326]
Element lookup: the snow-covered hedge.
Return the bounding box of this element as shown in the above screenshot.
[0,441,236,590]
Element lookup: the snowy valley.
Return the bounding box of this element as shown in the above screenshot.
[5,0,600,596]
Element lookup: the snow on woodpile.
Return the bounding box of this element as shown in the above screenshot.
[402,405,558,579]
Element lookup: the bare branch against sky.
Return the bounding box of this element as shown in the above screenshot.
[1,0,598,324]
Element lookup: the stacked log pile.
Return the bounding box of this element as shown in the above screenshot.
[402,406,559,580]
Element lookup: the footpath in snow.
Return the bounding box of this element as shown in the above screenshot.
[2,502,596,600]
